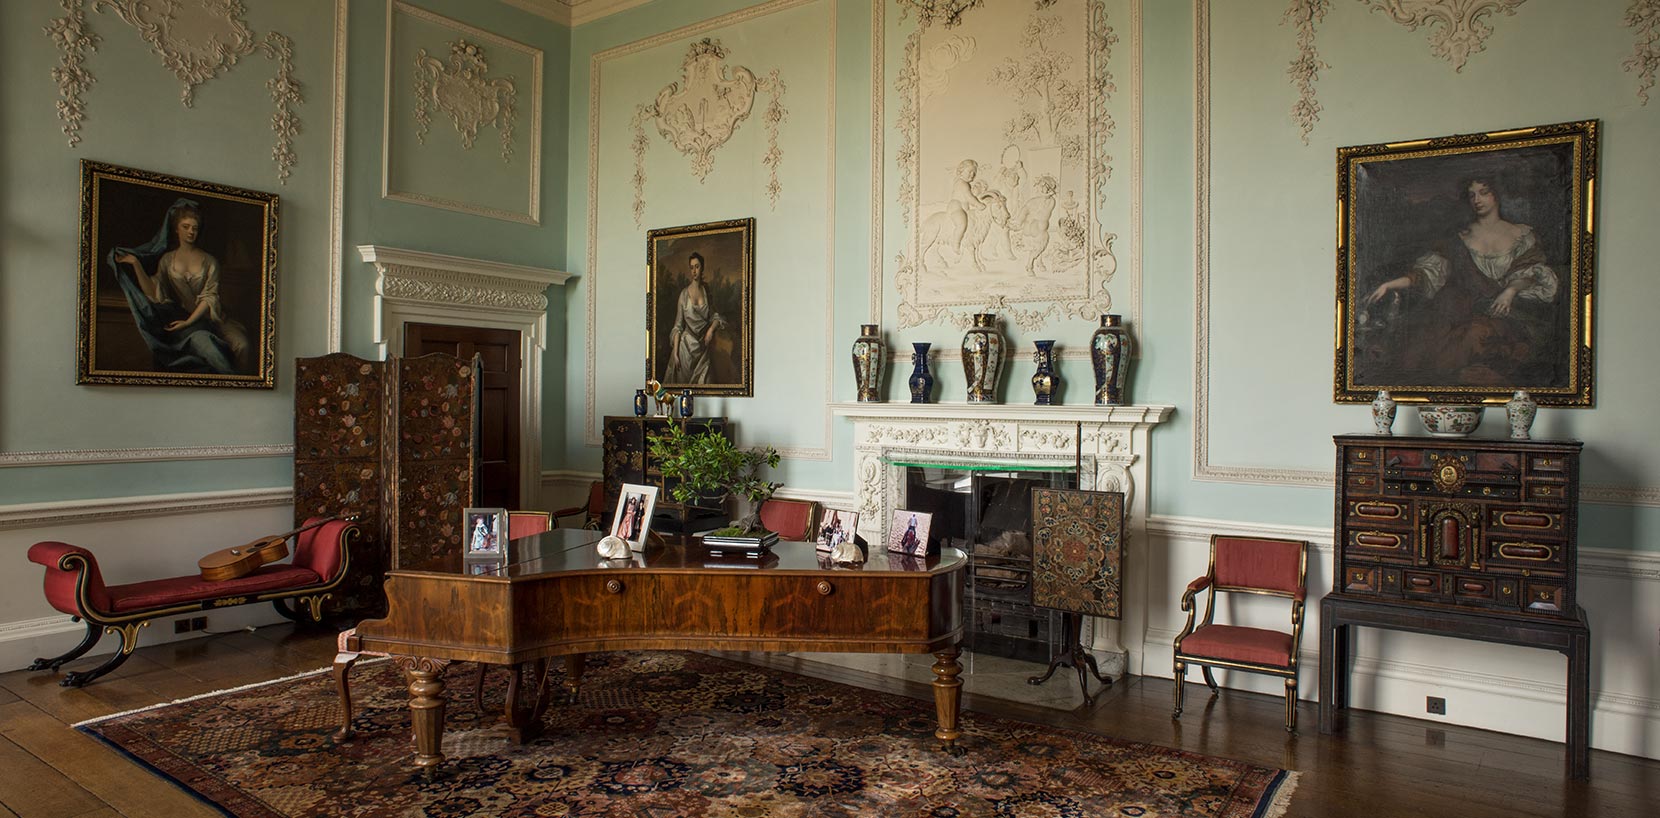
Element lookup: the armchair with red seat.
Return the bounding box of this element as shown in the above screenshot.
[26,517,358,687]
[1171,534,1308,731]
[758,497,820,541]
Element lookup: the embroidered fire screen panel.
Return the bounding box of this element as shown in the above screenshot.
[1030,487,1125,619]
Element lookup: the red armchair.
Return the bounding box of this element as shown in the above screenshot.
[551,481,606,530]
[28,517,357,687]
[758,498,820,541]
[1172,534,1308,731]
[507,510,553,540]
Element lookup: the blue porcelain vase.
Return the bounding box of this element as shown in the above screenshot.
[1030,340,1057,405]
[632,388,648,417]
[677,389,694,418]
[1090,314,1130,405]
[907,342,934,403]
[961,313,1005,403]
[851,323,886,402]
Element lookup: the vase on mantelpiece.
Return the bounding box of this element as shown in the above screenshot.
[961,313,1005,403]
[1089,314,1130,405]
[1030,340,1058,405]
[851,323,886,402]
[907,342,935,403]
[1371,390,1396,435]
[1506,390,1537,439]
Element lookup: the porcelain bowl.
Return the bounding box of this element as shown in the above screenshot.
[1417,405,1484,437]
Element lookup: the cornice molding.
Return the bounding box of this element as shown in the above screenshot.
[501,0,656,27]
[0,487,292,530]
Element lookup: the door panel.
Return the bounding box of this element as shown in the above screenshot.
[405,323,521,509]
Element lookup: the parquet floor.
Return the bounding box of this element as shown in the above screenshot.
[0,624,1652,817]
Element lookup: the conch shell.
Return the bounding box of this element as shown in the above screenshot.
[596,535,632,560]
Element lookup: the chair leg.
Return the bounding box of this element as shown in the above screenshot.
[1284,677,1298,733]
[473,663,488,706]
[61,623,144,687]
[30,621,101,672]
[1172,660,1186,717]
[1201,666,1219,695]
[333,651,360,742]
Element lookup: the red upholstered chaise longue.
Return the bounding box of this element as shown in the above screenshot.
[27,517,358,687]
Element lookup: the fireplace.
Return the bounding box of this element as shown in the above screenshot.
[831,402,1172,676]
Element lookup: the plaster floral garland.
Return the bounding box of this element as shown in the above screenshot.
[1283,0,1330,145]
[1626,0,1660,104]
[412,40,518,162]
[45,0,305,183]
[1361,0,1527,73]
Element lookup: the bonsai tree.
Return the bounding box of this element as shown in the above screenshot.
[647,424,782,535]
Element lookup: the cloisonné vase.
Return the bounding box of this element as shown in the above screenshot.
[961,313,1005,403]
[851,323,886,402]
[1506,390,1537,439]
[677,389,694,418]
[632,388,648,417]
[1030,340,1058,405]
[1371,390,1396,435]
[908,342,935,403]
[1089,314,1130,406]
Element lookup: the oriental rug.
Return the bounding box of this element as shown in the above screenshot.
[78,652,1298,818]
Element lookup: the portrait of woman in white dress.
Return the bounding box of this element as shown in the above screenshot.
[647,219,755,397]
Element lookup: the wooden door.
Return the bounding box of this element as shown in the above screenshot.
[405,323,521,509]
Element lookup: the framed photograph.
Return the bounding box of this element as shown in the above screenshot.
[1030,488,1125,619]
[610,483,658,553]
[1335,120,1598,406]
[78,160,279,388]
[815,508,859,553]
[463,507,509,556]
[886,510,933,556]
[646,218,755,397]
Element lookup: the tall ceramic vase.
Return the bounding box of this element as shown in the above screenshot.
[851,324,886,402]
[1030,340,1058,405]
[961,313,1005,403]
[1089,314,1131,405]
[1371,390,1396,435]
[908,342,935,403]
[1506,390,1537,439]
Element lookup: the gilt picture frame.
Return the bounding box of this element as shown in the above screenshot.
[77,160,279,389]
[646,218,755,397]
[1334,120,1597,407]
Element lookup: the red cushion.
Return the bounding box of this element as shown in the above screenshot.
[759,500,816,541]
[1213,537,1304,596]
[509,512,552,539]
[1177,624,1294,668]
[29,542,112,616]
[292,518,352,583]
[107,565,322,613]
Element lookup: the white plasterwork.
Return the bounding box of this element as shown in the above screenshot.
[413,40,518,162]
[892,0,1122,332]
[360,245,570,508]
[629,38,788,226]
[44,0,99,148]
[1361,0,1527,72]
[1283,0,1329,145]
[1627,0,1660,105]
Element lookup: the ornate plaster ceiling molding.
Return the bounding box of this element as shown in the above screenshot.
[357,245,571,315]
[1362,0,1527,72]
[1626,0,1660,104]
[413,40,519,162]
[893,0,1122,332]
[629,38,788,226]
[1282,0,1330,145]
[43,0,100,148]
[44,0,305,183]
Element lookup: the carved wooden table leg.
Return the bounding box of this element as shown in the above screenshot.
[395,656,451,768]
[931,647,963,753]
[563,653,586,697]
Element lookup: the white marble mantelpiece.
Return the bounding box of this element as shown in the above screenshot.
[830,401,1174,676]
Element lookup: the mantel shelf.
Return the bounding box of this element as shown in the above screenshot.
[830,402,1174,425]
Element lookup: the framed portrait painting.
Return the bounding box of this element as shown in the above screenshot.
[646,218,755,397]
[1334,120,1597,407]
[77,160,279,388]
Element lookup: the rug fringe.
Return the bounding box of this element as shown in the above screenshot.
[72,658,387,728]
[1258,770,1301,818]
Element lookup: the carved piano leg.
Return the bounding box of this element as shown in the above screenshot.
[332,651,360,742]
[931,646,963,755]
[563,653,586,698]
[395,656,451,768]
[505,659,552,743]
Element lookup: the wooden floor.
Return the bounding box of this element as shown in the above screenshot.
[0,624,1653,818]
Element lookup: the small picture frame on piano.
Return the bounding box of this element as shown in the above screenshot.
[463,507,510,567]
[609,484,658,553]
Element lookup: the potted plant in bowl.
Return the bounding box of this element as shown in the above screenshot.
[647,423,782,550]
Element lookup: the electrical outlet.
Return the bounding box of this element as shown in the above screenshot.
[174,618,191,634]
[190,616,208,632]
[1426,696,1446,715]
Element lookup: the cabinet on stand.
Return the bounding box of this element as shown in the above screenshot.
[1320,434,1590,778]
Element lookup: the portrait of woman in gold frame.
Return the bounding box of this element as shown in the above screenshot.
[646,218,755,397]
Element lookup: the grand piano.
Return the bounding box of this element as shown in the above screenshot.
[348,529,968,766]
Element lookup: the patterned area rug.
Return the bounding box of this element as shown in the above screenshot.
[79,652,1298,817]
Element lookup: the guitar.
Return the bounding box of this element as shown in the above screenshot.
[197,515,357,582]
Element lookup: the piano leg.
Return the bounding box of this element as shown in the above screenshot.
[395,655,451,768]
[563,653,586,698]
[931,646,963,755]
